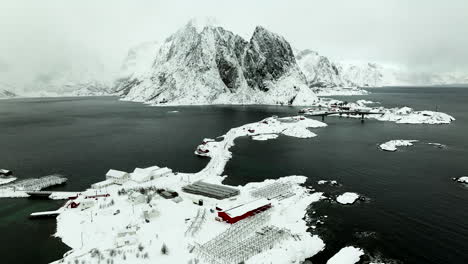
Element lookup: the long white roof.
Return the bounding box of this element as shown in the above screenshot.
[131,166,161,181]
[225,198,270,218]
[106,169,128,178]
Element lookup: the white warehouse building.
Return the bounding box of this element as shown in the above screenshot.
[130,166,172,183]
[106,169,130,185]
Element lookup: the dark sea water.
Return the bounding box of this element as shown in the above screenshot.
[0,88,467,264]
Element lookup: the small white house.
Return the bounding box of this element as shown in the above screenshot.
[106,169,129,185]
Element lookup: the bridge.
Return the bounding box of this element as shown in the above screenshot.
[304,111,385,122]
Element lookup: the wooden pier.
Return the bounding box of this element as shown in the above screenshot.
[25,191,80,200]
[29,210,62,219]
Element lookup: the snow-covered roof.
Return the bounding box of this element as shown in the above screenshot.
[153,167,172,176]
[106,169,129,179]
[131,166,160,181]
[225,198,270,218]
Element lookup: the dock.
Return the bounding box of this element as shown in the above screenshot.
[26,191,79,199]
[29,209,61,219]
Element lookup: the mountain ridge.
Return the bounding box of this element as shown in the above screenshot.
[116,22,317,105]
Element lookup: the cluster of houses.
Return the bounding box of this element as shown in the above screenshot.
[91,166,173,189]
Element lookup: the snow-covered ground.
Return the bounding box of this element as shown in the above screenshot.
[327,246,364,264]
[53,116,333,264]
[379,140,418,152]
[336,192,360,205]
[0,177,16,185]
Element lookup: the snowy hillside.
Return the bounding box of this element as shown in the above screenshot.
[116,20,317,106]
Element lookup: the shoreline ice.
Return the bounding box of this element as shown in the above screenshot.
[327,246,364,264]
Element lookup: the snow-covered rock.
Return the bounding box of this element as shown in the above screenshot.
[457,177,468,184]
[317,180,338,186]
[118,21,317,106]
[375,108,455,124]
[336,192,360,205]
[327,246,364,264]
[379,140,418,152]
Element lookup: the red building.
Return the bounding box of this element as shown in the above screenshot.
[217,198,271,224]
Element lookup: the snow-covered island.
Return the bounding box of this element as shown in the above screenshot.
[300,99,455,125]
[52,116,360,264]
[336,192,360,205]
[379,140,418,152]
[455,177,468,184]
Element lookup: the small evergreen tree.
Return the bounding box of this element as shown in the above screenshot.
[161,243,169,255]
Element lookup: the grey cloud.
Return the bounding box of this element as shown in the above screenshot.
[1,0,467,91]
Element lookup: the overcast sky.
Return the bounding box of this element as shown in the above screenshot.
[1,0,467,87]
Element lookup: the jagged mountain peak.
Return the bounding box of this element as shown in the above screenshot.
[118,20,317,105]
[185,17,220,33]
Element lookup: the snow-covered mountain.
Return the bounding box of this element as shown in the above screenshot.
[295,49,346,88]
[295,49,468,88]
[0,49,114,98]
[115,20,317,105]
[19,61,113,97]
[0,88,16,98]
[338,61,386,87]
